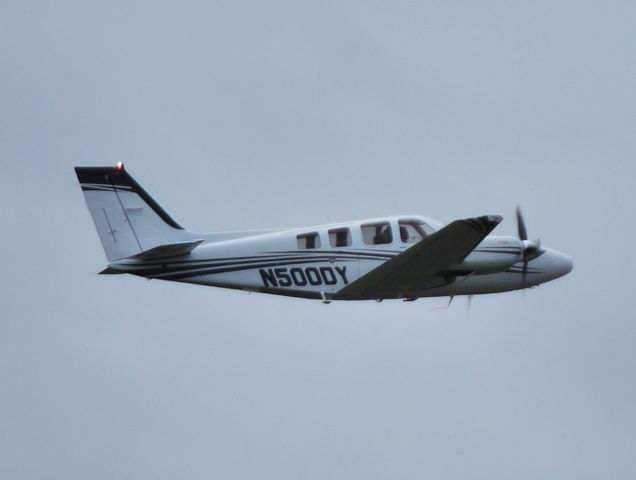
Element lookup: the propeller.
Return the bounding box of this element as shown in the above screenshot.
[516,206,543,283]
[516,206,528,242]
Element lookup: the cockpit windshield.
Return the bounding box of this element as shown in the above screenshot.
[398,219,434,243]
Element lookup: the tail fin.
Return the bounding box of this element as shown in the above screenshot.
[75,163,192,261]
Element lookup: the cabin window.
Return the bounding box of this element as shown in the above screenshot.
[329,228,352,247]
[398,220,434,243]
[297,232,321,249]
[361,222,393,245]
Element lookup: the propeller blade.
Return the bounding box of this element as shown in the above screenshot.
[516,206,528,241]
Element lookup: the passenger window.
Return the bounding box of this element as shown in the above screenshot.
[329,228,351,247]
[398,220,434,243]
[361,222,393,245]
[297,232,321,249]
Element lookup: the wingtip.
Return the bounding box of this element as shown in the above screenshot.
[467,215,503,234]
[484,214,503,226]
[480,215,503,232]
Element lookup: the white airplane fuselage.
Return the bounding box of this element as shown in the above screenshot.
[103,215,573,301]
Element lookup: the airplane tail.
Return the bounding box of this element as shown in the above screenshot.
[75,163,197,261]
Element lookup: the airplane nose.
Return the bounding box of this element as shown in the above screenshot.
[546,249,574,279]
[562,254,574,276]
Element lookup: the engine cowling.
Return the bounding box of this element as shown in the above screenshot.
[446,236,523,274]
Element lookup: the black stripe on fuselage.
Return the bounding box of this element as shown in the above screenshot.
[121,252,385,278]
[474,248,522,255]
[135,250,396,268]
[506,267,542,274]
[264,249,397,259]
[148,258,356,281]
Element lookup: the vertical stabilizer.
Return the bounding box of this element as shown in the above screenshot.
[75,163,190,261]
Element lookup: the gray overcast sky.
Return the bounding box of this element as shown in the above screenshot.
[1,1,635,478]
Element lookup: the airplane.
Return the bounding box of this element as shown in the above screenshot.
[75,163,573,303]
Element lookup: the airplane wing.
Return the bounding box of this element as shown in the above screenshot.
[337,215,502,299]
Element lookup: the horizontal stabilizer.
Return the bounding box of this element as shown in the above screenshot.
[99,266,120,275]
[128,239,204,260]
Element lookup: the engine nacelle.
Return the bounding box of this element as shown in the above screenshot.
[446,236,523,274]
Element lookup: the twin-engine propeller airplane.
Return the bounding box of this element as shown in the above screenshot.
[75,164,573,303]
